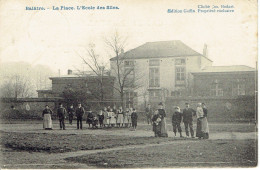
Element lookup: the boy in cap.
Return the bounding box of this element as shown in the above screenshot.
[172,106,183,137]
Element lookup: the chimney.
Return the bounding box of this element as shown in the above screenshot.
[203,44,208,58]
[68,69,72,75]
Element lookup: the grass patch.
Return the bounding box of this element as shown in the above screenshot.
[66,139,257,168]
[0,131,176,153]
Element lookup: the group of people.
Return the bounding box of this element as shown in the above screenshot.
[42,101,209,140]
[42,103,138,130]
[42,103,85,130]
[149,102,209,139]
[96,106,138,130]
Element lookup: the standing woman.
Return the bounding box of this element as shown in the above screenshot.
[158,102,168,137]
[124,108,130,127]
[117,106,124,127]
[42,105,53,130]
[201,103,209,139]
[196,103,204,139]
[103,107,109,127]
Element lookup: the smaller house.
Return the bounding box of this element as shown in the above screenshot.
[37,70,115,105]
[191,65,257,97]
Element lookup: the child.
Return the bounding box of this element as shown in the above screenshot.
[86,110,94,128]
[109,108,117,127]
[152,110,161,137]
[172,106,183,137]
[131,108,138,130]
[98,109,104,128]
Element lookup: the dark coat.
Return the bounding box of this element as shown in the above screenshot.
[158,109,166,118]
[182,108,195,123]
[203,108,208,118]
[75,107,85,117]
[68,107,75,116]
[131,111,138,121]
[42,108,53,117]
[172,111,182,124]
[57,107,67,119]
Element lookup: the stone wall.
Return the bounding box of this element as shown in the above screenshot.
[165,95,257,122]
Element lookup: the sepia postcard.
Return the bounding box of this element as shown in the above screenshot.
[0,0,258,169]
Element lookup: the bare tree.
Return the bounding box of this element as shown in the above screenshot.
[105,32,143,108]
[74,43,109,104]
[0,75,35,98]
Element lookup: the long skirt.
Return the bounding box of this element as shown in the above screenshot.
[196,119,203,138]
[104,116,110,125]
[127,116,132,124]
[160,118,168,137]
[124,115,129,124]
[117,114,124,124]
[43,114,52,129]
[110,116,117,124]
[201,117,209,139]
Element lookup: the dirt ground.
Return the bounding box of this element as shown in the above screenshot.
[0,120,257,168]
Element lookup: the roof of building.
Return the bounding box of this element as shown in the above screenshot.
[110,40,212,61]
[49,74,114,80]
[192,65,256,74]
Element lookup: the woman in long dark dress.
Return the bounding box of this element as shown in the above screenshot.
[201,103,209,139]
[196,103,204,139]
[158,102,168,137]
[42,105,53,130]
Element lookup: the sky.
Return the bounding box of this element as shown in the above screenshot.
[0,0,257,75]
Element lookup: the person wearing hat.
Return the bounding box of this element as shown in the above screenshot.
[172,106,183,137]
[182,103,196,138]
[157,102,168,137]
[57,103,67,130]
[75,103,85,129]
[196,103,204,139]
[201,103,209,139]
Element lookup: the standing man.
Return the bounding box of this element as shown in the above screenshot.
[57,103,67,130]
[75,103,85,130]
[145,104,153,125]
[182,103,196,138]
[172,106,183,137]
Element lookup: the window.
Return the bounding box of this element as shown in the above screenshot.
[124,68,134,87]
[171,91,181,96]
[175,59,186,65]
[149,90,161,97]
[124,61,134,67]
[210,80,223,96]
[149,68,160,87]
[176,67,185,81]
[149,59,160,66]
[232,79,246,96]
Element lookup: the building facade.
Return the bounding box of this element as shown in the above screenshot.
[110,40,212,108]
